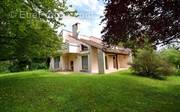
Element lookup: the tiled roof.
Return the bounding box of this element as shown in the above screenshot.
[62,30,131,55]
[65,35,81,44]
[79,38,103,49]
[102,47,131,55]
[80,38,130,54]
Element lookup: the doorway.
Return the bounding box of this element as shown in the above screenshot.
[113,56,117,69]
[70,61,74,71]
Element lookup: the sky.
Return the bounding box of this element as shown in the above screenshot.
[60,0,105,38]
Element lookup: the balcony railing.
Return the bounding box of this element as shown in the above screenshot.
[62,43,80,53]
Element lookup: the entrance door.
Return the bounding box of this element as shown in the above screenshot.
[70,61,74,71]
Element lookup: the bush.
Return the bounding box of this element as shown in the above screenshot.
[175,69,180,76]
[131,49,175,79]
[30,58,48,70]
[160,48,180,69]
[9,58,48,72]
[0,61,12,73]
[9,59,32,72]
[30,62,48,70]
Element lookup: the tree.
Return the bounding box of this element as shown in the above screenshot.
[9,19,63,71]
[131,48,175,79]
[160,48,180,69]
[101,0,180,50]
[0,0,76,71]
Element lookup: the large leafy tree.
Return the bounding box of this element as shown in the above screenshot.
[101,0,180,50]
[0,0,76,70]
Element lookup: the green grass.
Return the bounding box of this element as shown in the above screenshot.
[0,70,180,112]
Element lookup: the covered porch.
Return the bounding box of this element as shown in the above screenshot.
[105,53,130,73]
[60,53,81,72]
[49,53,81,72]
[98,49,132,74]
[50,53,91,72]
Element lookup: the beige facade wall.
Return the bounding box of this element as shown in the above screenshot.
[106,55,114,70]
[103,53,130,73]
[117,55,129,68]
[69,54,80,72]
[50,48,130,74]
[60,53,81,72]
[60,54,68,71]
[49,57,54,70]
[98,50,106,74]
[90,47,99,73]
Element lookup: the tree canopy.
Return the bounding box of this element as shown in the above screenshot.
[0,0,76,71]
[0,0,75,60]
[101,0,180,49]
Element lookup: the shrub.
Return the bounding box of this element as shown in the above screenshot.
[160,48,180,69]
[0,61,12,73]
[30,62,48,70]
[9,58,48,72]
[131,49,175,79]
[9,58,32,72]
[30,58,48,70]
[176,71,180,76]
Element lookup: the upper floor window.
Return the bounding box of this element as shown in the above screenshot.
[81,44,88,51]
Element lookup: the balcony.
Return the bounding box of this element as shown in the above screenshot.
[62,43,80,53]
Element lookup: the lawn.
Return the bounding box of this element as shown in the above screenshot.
[0,70,180,112]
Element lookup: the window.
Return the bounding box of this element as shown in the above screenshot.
[54,56,60,69]
[81,44,88,51]
[82,56,88,70]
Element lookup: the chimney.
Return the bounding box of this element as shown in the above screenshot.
[72,23,80,39]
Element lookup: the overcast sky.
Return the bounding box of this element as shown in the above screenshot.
[60,0,105,38]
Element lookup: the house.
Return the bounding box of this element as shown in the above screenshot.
[49,23,132,74]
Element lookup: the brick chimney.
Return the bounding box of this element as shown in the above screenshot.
[72,23,80,39]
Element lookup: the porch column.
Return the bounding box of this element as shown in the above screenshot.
[49,57,54,70]
[98,49,105,74]
[129,53,133,64]
[88,46,92,73]
[60,56,64,70]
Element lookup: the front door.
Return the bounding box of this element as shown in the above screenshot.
[70,61,74,71]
